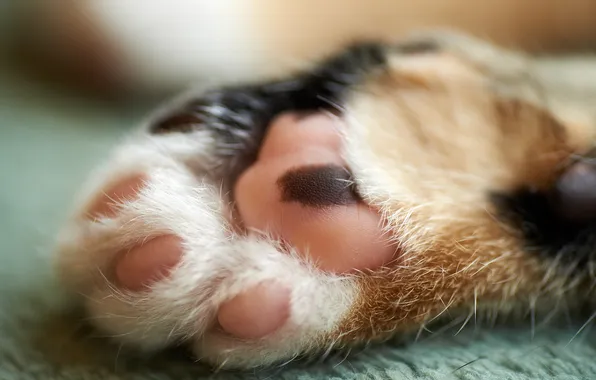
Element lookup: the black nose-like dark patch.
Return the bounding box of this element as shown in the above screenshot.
[277,165,359,207]
[491,157,596,267]
[549,160,596,223]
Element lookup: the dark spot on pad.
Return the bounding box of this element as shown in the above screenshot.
[278,165,359,207]
[150,113,202,134]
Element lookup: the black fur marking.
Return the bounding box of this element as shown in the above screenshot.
[278,165,359,207]
[492,150,596,271]
[150,42,388,187]
[491,188,596,269]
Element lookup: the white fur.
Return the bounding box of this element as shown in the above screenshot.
[53,106,357,368]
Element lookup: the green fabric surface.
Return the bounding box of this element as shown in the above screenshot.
[2,37,596,380]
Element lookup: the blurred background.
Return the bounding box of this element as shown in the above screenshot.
[0,1,596,379]
[4,0,596,98]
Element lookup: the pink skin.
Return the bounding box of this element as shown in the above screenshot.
[87,113,396,340]
[115,235,184,292]
[85,173,148,219]
[234,114,394,273]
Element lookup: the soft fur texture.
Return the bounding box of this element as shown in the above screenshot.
[52,31,596,370]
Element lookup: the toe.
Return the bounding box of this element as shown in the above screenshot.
[86,173,147,219]
[217,281,291,340]
[115,235,183,291]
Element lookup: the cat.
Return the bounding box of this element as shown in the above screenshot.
[53,30,596,369]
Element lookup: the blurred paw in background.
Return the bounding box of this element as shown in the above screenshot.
[6,0,596,99]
